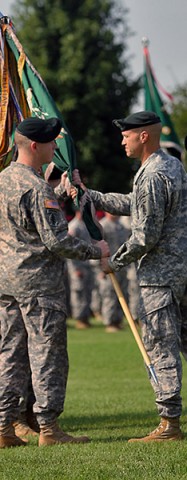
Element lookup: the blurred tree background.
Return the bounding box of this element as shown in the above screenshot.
[170,83,187,166]
[11,0,141,192]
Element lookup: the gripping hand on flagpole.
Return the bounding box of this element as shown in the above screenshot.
[60,169,86,199]
[100,257,113,273]
[59,171,72,196]
[96,241,110,258]
[63,171,110,258]
[70,185,78,200]
[72,169,87,191]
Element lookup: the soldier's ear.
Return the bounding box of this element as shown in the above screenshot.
[140,130,148,144]
[30,141,37,152]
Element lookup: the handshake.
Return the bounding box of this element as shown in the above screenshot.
[59,169,112,272]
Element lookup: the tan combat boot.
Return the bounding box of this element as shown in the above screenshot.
[128,417,183,443]
[14,420,38,437]
[0,424,27,448]
[76,320,91,330]
[39,420,90,446]
[13,411,39,437]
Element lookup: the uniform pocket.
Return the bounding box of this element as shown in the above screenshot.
[139,288,179,356]
[25,295,66,340]
[138,287,173,320]
[37,295,65,312]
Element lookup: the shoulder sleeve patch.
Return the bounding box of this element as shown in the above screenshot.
[44,199,60,210]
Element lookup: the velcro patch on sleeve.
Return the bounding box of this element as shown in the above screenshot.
[44,199,60,210]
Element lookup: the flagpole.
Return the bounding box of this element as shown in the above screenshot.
[109,272,158,385]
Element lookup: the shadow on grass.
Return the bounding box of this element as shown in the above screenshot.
[60,410,155,435]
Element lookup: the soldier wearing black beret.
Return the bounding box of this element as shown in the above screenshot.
[0,116,110,448]
[72,110,187,442]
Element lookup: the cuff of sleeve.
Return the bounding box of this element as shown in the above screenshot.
[109,254,125,271]
[55,184,67,200]
[108,258,116,272]
[89,245,102,260]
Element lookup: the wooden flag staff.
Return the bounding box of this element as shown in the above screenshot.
[109,272,158,385]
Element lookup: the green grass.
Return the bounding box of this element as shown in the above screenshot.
[1,319,187,480]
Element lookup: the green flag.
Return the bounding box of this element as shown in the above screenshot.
[142,38,182,159]
[0,15,76,178]
[0,14,102,240]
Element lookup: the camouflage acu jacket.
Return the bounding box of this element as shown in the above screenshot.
[0,162,101,296]
[89,149,187,296]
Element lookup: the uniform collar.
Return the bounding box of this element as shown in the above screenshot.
[134,149,162,185]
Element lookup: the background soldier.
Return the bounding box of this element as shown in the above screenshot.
[99,212,129,332]
[68,208,93,329]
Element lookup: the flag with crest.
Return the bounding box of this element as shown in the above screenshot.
[0,12,102,239]
[142,37,182,160]
[0,13,76,176]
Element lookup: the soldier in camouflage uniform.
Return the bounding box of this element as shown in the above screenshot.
[0,117,109,448]
[119,215,139,321]
[13,163,71,439]
[72,111,187,442]
[67,208,93,329]
[99,212,129,332]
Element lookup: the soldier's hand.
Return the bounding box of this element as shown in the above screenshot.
[60,171,72,196]
[72,169,87,191]
[100,257,113,274]
[96,240,110,258]
[70,186,78,200]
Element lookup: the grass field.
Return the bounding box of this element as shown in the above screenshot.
[1,319,187,480]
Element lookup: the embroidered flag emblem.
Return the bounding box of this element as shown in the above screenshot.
[44,199,60,209]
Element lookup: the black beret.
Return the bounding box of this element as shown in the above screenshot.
[16,117,62,143]
[113,111,161,131]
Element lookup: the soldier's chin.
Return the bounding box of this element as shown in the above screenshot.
[125,150,131,157]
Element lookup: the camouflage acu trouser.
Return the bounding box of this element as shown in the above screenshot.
[139,287,182,418]
[98,270,126,326]
[68,264,92,320]
[180,286,187,361]
[0,294,68,426]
